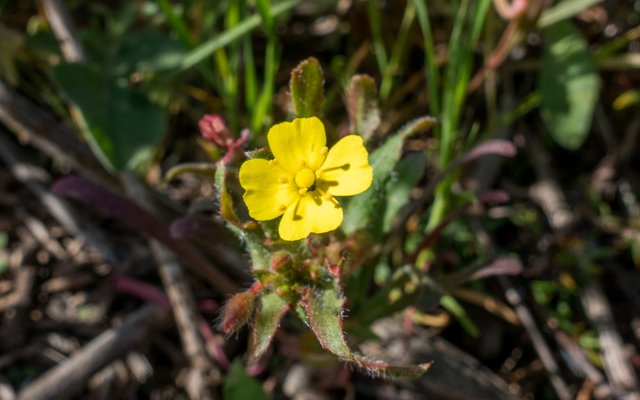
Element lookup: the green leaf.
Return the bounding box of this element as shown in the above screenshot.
[223,359,268,400]
[251,291,289,358]
[346,74,380,142]
[538,0,604,29]
[342,117,436,236]
[180,0,300,71]
[51,62,166,171]
[114,30,186,74]
[300,285,353,360]
[540,21,599,150]
[382,152,427,232]
[289,57,325,118]
[214,164,271,270]
[214,163,239,225]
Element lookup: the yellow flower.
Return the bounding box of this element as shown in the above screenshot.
[239,117,373,241]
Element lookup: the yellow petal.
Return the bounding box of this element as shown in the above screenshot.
[239,158,298,221]
[278,193,343,241]
[267,117,327,174]
[317,135,373,196]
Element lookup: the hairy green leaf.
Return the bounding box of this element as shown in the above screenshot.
[290,57,325,118]
[382,152,427,232]
[251,291,289,358]
[301,286,353,361]
[342,117,436,236]
[346,74,380,142]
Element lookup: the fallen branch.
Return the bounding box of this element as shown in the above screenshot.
[17,305,167,400]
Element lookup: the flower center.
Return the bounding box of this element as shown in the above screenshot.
[294,168,316,189]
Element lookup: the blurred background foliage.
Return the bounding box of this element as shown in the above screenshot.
[1,0,640,399]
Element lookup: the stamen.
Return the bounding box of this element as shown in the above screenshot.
[298,188,308,195]
[298,159,306,167]
[269,159,278,166]
[279,205,287,212]
[278,176,289,183]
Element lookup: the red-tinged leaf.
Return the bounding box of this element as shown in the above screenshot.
[300,286,354,361]
[460,139,517,164]
[290,57,325,118]
[53,175,238,294]
[353,353,431,379]
[471,256,523,280]
[251,291,289,358]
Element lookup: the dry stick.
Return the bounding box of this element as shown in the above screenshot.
[17,305,167,400]
[123,174,219,400]
[499,276,572,400]
[0,131,118,264]
[525,133,640,400]
[40,0,87,62]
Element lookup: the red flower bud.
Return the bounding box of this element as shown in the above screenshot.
[199,114,231,147]
[220,289,257,334]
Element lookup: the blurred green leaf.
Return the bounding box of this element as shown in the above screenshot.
[179,0,300,71]
[540,21,599,150]
[251,291,289,358]
[214,163,240,225]
[342,117,436,236]
[115,30,185,74]
[290,57,325,118]
[441,294,479,337]
[346,74,380,142]
[613,89,640,110]
[223,359,268,400]
[538,0,604,28]
[301,285,353,360]
[382,152,427,232]
[51,62,166,171]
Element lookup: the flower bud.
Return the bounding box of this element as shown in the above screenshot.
[220,289,256,334]
[199,114,231,147]
[270,251,293,272]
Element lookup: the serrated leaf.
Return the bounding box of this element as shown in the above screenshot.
[342,117,436,236]
[290,57,324,117]
[251,291,289,358]
[540,21,599,150]
[51,62,166,171]
[346,74,380,142]
[382,152,427,232]
[301,286,353,361]
[223,359,268,400]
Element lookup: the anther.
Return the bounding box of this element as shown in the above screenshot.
[298,159,306,167]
